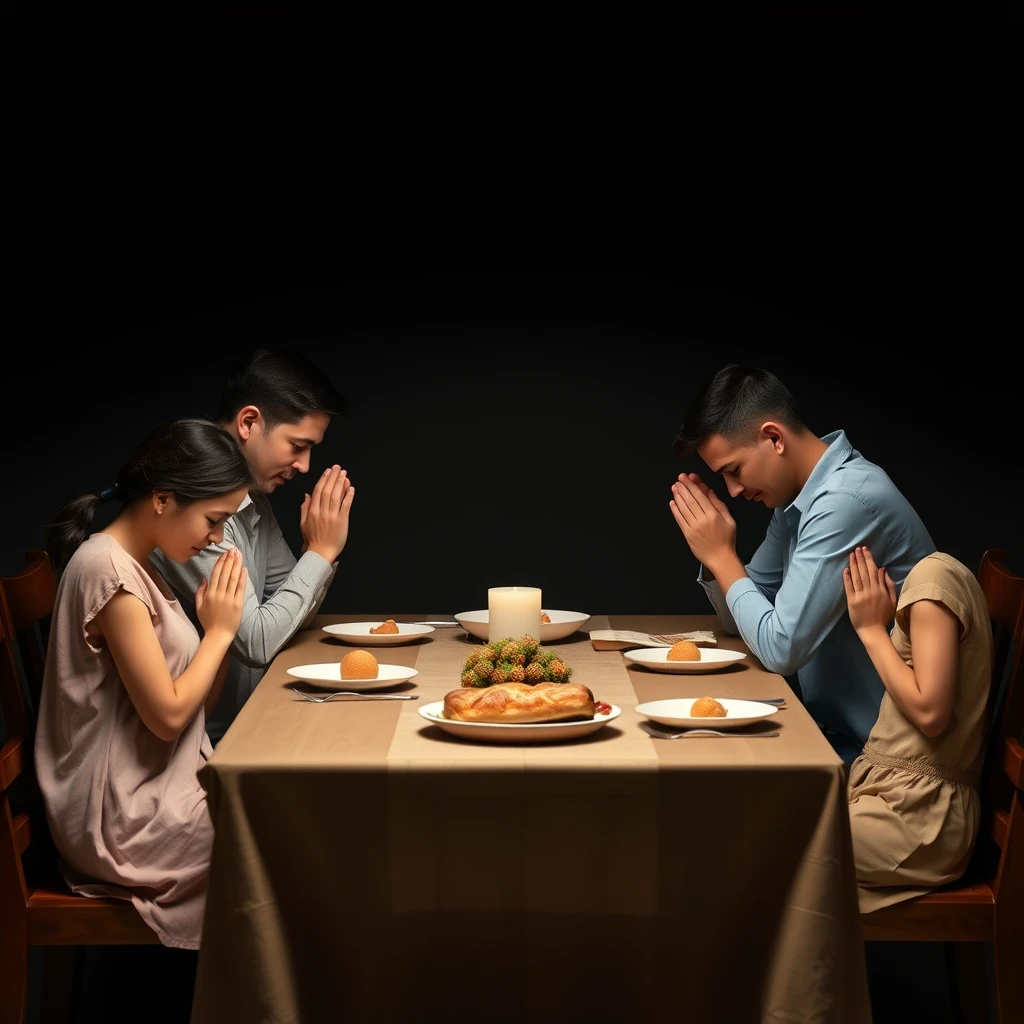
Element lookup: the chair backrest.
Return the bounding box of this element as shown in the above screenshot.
[970,548,1024,887]
[0,587,32,746]
[0,550,61,914]
[0,550,57,723]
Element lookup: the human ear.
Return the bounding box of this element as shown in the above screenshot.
[237,406,261,441]
[761,422,785,454]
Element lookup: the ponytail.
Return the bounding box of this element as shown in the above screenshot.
[47,494,105,575]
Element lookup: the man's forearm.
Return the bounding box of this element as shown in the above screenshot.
[706,553,747,597]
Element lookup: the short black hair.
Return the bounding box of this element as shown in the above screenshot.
[217,348,348,431]
[673,364,806,459]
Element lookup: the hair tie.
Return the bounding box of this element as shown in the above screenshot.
[99,486,118,503]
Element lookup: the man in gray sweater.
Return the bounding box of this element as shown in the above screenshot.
[152,348,354,744]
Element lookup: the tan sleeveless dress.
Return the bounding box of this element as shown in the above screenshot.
[34,534,214,948]
[848,552,992,914]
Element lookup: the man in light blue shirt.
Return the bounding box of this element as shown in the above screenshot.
[669,364,935,765]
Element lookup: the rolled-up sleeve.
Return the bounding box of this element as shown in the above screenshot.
[697,571,738,634]
[698,510,789,635]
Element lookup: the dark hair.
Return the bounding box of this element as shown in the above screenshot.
[673,364,807,459]
[216,347,348,432]
[47,418,254,574]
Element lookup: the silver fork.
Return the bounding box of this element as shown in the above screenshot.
[289,686,418,702]
[640,721,779,739]
[677,697,787,706]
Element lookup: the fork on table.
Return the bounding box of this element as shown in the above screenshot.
[640,721,779,740]
[288,685,418,703]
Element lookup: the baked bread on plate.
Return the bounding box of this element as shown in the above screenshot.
[443,682,596,723]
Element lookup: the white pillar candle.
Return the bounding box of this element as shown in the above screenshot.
[487,586,542,643]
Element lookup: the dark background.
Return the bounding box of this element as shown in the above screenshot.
[6,232,1020,1024]
[3,232,1020,616]
[5,4,1018,623]
[4,9,1020,1024]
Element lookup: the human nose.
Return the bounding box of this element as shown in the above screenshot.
[209,523,226,545]
[724,476,744,498]
[292,450,311,473]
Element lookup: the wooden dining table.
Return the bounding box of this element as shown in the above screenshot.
[190,613,871,1024]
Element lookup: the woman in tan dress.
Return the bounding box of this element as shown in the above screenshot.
[35,418,252,956]
[843,546,993,913]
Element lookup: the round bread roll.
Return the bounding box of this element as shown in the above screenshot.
[341,650,379,679]
[667,640,701,661]
[690,696,727,717]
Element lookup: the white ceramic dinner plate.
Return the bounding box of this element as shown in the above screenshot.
[623,647,748,673]
[454,609,591,643]
[417,700,621,743]
[286,662,419,691]
[321,622,435,646]
[635,698,778,729]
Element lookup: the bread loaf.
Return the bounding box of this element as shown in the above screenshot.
[443,682,596,723]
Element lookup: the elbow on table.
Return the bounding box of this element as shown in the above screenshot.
[232,646,272,670]
[231,628,277,669]
[756,649,804,677]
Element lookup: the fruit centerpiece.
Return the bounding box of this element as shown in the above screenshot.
[460,634,573,688]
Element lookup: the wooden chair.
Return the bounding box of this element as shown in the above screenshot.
[1,550,158,1024]
[0,549,56,721]
[860,548,1024,1024]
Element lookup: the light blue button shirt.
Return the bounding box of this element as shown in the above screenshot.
[699,430,936,765]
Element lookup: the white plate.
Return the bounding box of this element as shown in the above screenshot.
[623,647,747,673]
[417,700,621,743]
[286,662,419,691]
[454,609,591,642]
[321,622,435,646]
[635,698,778,729]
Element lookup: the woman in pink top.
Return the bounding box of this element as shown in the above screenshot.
[35,418,252,974]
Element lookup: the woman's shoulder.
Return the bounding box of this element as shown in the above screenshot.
[905,552,973,589]
[65,534,138,578]
[900,552,987,631]
[61,535,155,607]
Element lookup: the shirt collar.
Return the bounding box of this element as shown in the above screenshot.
[232,491,260,525]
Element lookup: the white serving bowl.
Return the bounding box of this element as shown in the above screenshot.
[454,609,591,642]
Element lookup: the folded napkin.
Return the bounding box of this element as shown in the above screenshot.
[589,629,717,652]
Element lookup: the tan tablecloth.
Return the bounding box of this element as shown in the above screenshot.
[192,614,870,1024]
